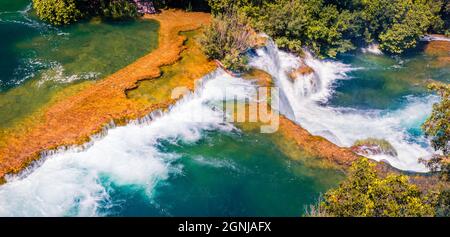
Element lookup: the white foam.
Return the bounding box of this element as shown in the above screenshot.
[362,44,383,55]
[421,35,450,42]
[38,62,100,86]
[0,3,54,31]
[0,70,255,216]
[250,39,435,172]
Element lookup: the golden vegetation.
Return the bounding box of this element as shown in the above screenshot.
[0,10,212,181]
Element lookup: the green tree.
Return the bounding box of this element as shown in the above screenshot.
[207,0,263,15]
[101,0,139,20]
[199,10,254,72]
[422,83,450,156]
[253,0,309,55]
[305,5,359,57]
[33,0,82,25]
[430,189,450,217]
[207,0,447,57]
[361,0,439,54]
[320,158,434,217]
[421,82,450,217]
[261,0,360,57]
[33,0,140,25]
[420,156,450,217]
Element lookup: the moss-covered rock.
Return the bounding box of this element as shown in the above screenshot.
[352,138,398,157]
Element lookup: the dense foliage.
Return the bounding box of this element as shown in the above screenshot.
[33,0,141,25]
[423,83,450,157]
[199,10,254,72]
[317,158,435,217]
[33,0,82,25]
[421,83,450,217]
[155,0,210,11]
[208,0,449,56]
[35,0,448,55]
[100,0,138,20]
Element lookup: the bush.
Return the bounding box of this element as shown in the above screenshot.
[101,0,139,20]
[431,189,450,217]
[319,158,435,217]
[421,156,450,217]
[207,0,449,57]
[199,10,254,72]
[33,0,82,25]
[33,0,140,25]
[274,37,303,56]
[422,83,450,156]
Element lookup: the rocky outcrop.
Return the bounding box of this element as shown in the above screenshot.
[288,64,314,81]
[351,138,398,157]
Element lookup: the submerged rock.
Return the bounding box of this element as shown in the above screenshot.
[288,64,314,81]
[351,138,398,157]
[362,43,383,55]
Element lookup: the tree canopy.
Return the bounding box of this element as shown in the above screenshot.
[199,9,254,71]
[34,0,448,56]
[208,0,449,56]
[423,83,450,157]
[33,0,81,25]
[319,158,435,217]
[33,0,142,25]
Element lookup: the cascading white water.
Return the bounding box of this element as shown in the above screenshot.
[0,70,256,216]
[361,44,383,55]
[0,33,440,216]
[421,35,450,42]
[0,3,52,30]
[250,39,435,172]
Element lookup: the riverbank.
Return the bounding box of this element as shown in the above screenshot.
[1,10,446,187]
[424,38,450,68]
[0,10,212,182]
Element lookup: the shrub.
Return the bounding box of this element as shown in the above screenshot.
[422,83,450,157]
[421,157,450,217]
[207,0,448,57]
[320,158,435,217]
[101,0,139,20]
[274,37,303,56]
[32,0,82,25]
[430,189,450,217]
[199,10,254,72]
[33,0,140,25]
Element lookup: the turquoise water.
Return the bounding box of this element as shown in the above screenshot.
[98,131,343,217]
[331,47,449,110]
[0,0,159,129]
[0,1,343,217]
[0,1,448,217]
[0,81,344,216]
[324,47,449,149]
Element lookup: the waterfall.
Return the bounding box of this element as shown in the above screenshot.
[250,38,352,118]
[0,70,256,216]
[249,39,435,172]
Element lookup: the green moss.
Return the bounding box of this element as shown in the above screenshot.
[353,138,398,156]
